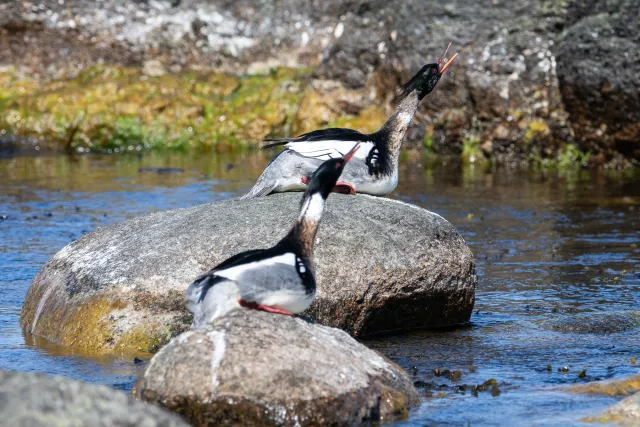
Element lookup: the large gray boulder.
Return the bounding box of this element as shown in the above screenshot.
[133,309,420,426]
[20,193,475,354]
[0,370,189,427]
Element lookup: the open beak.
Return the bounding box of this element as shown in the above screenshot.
[436,42,459,74]
[439,52,458,74]
[343,143,361,163]
[437,42,452,67]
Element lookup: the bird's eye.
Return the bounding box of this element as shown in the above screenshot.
[335,162,342,169]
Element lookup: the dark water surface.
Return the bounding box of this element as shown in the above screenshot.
[1,152,639,424]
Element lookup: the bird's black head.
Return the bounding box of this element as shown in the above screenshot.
[303,143,360,200]
[399,42,458,100]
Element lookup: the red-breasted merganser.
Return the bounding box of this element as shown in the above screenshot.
[241,43,458,199]
[186,143,360,327]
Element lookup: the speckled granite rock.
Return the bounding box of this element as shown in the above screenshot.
[20,193,476,353]
[133,309,420,426]
[0,370,189,427]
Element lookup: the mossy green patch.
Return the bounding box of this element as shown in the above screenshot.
[523,120,551,144]
[27,292,124,353]
[21,285,181,355]
[328,105,387,133]
[423,126,434,152]
[557,143,591,168]
[0,66,310,152]
[530,143,591,169]
[461,137,485,164]
[117,325,174,353]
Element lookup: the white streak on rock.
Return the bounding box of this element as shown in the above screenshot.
[208,330,226,393]
[31,286,54,333]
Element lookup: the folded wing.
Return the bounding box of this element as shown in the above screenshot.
[264,128,374,162]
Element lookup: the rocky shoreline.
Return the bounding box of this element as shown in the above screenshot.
[1,0,638,166]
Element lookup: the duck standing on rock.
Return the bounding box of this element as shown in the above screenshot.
[186,144,360,328]
[241,43,458,198]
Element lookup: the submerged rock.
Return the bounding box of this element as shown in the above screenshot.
[20,193,475,353]
[0,370,188,427]
[540,311,640,334]
[569,375,640,397]
[133,309,420,425]
[584,391,640,426]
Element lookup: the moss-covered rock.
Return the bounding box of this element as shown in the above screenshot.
[0,66,310,152]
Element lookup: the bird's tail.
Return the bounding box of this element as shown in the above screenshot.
[185,274,239,328]
[185,274,215,314]
[240,180,278,199]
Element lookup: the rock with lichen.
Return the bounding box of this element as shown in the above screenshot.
[20,193,475,354]
[133,309,420,426]
[4,0,634,165]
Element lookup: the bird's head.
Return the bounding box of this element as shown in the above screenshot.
[303,143,360,200]
[399,42,458,100]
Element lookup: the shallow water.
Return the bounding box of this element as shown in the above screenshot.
[0,152,639,424]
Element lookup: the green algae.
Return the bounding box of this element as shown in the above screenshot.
[117,325,174,354]
[0,66,310,152]
[461,137,485,164]
[20,283,182,355]
[523,120,551,145]
[328,105,387,133]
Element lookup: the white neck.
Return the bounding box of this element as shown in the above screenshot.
[298,193,325,223]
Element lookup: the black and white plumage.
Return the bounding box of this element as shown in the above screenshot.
[186,144,360,328]
[242,43,459,199]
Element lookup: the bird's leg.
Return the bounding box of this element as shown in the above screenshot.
[238,299,294,316]
[332,181,356,195]
[301,176,310,185]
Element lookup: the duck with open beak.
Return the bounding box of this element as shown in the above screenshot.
[242,43,459,198]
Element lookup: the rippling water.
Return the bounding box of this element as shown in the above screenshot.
[1,152,638,424]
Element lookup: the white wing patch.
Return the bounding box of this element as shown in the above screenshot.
[214,252,296,281]
[286,140,374,161]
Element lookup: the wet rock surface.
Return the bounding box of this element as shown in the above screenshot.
[20,193,476,353]
[569,375,640,397]
[1,0,637,164]
[539,311,640,334]
[0,369,189,427]
[133,309,420,426]
[585,391,640,426]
